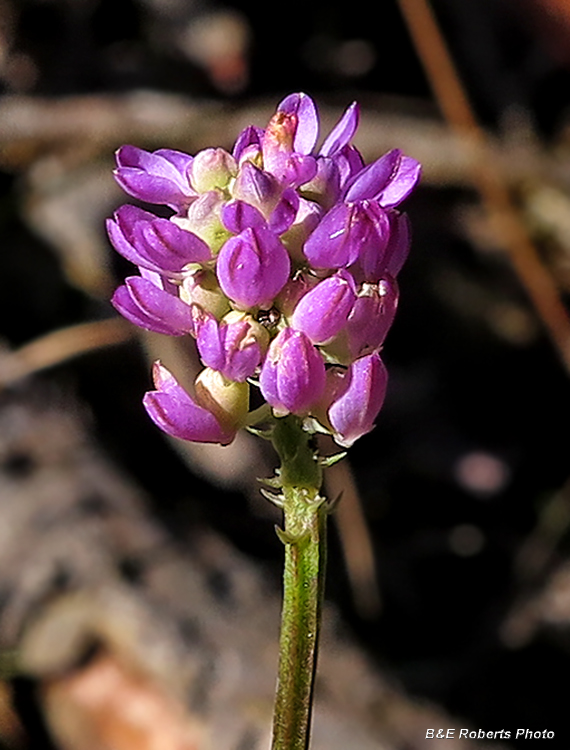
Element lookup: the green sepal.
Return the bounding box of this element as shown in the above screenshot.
[319,451,347,468]
[274,524,310,546]
[302,416,331,436]
[258,475,283,489]
[326,491,344,512]
[260,487,285,508]
[246,425,274,440]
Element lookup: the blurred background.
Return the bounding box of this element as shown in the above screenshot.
[2,0,570,748]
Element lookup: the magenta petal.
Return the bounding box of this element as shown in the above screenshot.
[260,328,326,416]
[108,206,209,275]
[343,149,402,202]
[135,217,211,268]
[376,156,422,208]
[217,226,290,309]
[303,202,381,270]
[345,276,399,358]
[384,212,411,276]
[320,102,360,157]
[112,285,182,336]
[277,93,319,154]
[153,148,195,175]
[269,188,300,234]
[114,146,195,208]
[303,203,358,269]
[143,364,234,445]
[328,353,388,447]
[194,312,225,371]
[335,144,365,191]
[232,125,264,161]
[354,203,391,281]
[222,200,266,234]
[291,270,357,345]
[106,205,157,268]
[112,276,195,335]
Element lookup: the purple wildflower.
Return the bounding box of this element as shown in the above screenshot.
[194,309,266,382]
[260,328,326,417]
[108,92,420,446]
[114,146,196,210]
[327,353,388,447]
[143,363,237,445]
[291,270,357,345]
[216,225,291,310]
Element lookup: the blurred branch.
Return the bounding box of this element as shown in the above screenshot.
[324,458,381,618]
[0,318,134,387]
[397,0,570,375]
[0,91,564,188]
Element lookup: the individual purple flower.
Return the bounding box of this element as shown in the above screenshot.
[327,353,388,447]
[303,200,390,270]
[112,276,195,336]
[328,276,399,361]
[290,270,357,345]
[107,205,211,275]
[143,362,236,445]
[216,225,291,309]
[260,328,326,417]
[276,92,319,155]
[261,109,317,188]
[114,146,196,210]
[343,148,421,207]
[231,161,282,218]
[194,309,266,382]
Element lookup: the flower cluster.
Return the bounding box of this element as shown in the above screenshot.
[108,93,420,448]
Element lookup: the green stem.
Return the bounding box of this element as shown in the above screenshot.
[271,416,327,750]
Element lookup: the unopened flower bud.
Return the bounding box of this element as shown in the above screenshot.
[324,276,399,362]
[114,146,196,210]
[303,201,388,270]
[173,190,231,254]
[216,225,290,310]
[180,269,231,319]
[327,353,388,447]
[143,362,236,445]
[194,367,249,432]
[189,148,237,193]
[260,328,326,417]
[194,309,267,381]
[291,270,357,345]
[232,162,281,218]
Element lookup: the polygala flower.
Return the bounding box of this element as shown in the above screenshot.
[108,93,421,447]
